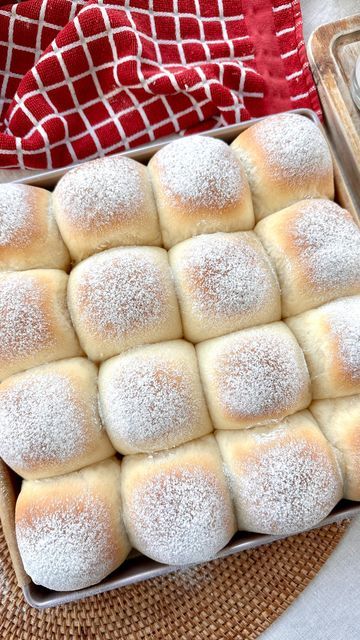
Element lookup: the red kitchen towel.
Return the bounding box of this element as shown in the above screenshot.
[0,0,321,170]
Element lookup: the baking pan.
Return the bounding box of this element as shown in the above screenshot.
[0,108,359,609]
[308,15,360,211]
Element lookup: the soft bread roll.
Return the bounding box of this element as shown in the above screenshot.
[255,199,360,317]
[148,135,254,248]
[310,396,360,500]
[231,113,334,220]
[0,358,114,480]
[0,184,70,271]
[286,296,360,399]
[169,232,281,342]
[53,156,161,262]
[197,322,311,430]
[121,435,236,565]
[68,247,182,361]
[98,340,212,454]
[15,458,131,591]
[0,270,82,380]
[216,411,343,535]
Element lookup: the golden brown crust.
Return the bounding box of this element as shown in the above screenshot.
[0,460,30,587]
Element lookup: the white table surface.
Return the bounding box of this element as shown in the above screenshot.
[261,517,360,640]
[301,0,359,41]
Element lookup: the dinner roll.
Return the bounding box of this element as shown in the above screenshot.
[197,322,311,430]
[121,435,236,565]
[286,296,360,399]
[148,135,254,248]
[169,232,281,342]
[231,113,334,220]
[0,270,82,380]
[68,247,182,361]
[53,156,161,262]
[216,410,343,535]
[99,340,212,454]
[0,184,70,271]
[0,358,114,480]
[15,458,131,591]
[310,395,360,501]
[255,199,360,317]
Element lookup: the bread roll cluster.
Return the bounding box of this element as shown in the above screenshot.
[0,113,359,593]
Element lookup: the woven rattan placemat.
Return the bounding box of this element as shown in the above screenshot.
[0,519,349,640]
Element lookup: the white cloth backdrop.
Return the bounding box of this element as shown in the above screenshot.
[260,517,360,639]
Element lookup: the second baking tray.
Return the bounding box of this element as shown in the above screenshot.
[0,108,358,608]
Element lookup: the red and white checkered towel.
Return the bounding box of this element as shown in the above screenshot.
[0,0,321,171]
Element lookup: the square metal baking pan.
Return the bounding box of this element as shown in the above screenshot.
[0,108,359,608]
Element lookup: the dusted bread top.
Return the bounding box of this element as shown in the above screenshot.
[287,296,360,399]
[68,247,182,361]
[0,358,114,479]
[149,135,254,247]
[197,322,311,430]
[169,231,280,342]
[231,113,334,220]
[99,340,212,455]
[0,184,70,271]
[0,269,82,380]
[120,436,236,565]
[53,155,161,261]
[15,458,131,591]
[216,411,343,535]
[255,199,360,316]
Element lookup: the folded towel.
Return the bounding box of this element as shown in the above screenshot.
[0,0,321,170]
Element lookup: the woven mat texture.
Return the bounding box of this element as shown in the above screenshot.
[0,520,349,640]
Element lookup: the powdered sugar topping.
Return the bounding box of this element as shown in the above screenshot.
[229,431,342,534]
[292,200,360,291]
[75,249,165,338]
[155,135,244,210]
[16,492,115,591]
[55,156,144,228]
[0,184,35,247]
[0,273,52,363]
[127,465,233,564]
[0,370,88,472]
[251,113,333,180]
[323,296,360,381]
[214,327,309,423]
[182,233,277,318]
[100,355,200,452]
